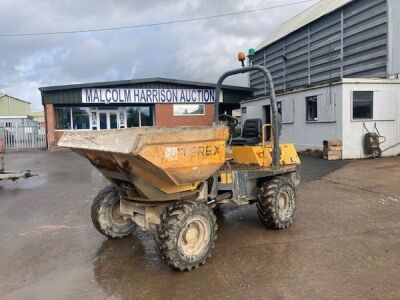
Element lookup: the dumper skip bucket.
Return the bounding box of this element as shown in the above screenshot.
[58,126,229,194]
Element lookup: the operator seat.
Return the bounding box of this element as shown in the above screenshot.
[231,118,262,146]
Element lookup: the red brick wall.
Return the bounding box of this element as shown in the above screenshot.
[155,104,214,126]
[44,104,55,148]
[44,104,66,149]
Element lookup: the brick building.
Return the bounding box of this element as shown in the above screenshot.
[39,78,252,148]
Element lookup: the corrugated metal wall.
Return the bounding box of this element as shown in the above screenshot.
[388,0,400,76]
[251,0,388,96]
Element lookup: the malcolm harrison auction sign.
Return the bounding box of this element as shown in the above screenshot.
[82,88,220,104]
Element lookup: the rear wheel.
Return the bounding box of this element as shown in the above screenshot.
[372,147,382,158]
[91,185,137,238]
[257,177,297,229]
[155,201,217,271]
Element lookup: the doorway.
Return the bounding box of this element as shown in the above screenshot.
[99,112,107,129]
[110,112,118,129]
[92,111,126,130]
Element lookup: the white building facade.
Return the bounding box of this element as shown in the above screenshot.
[0,116,38,127]
[241,78,400,159]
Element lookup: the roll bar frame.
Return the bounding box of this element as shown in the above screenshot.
[214,65,281,168]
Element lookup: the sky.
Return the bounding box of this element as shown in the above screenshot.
[0,0,318,111]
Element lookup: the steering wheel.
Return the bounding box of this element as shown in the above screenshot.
[218,114,238,142]
[218,114,238,128]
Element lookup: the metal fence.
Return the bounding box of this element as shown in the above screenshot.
[0,125,47,151]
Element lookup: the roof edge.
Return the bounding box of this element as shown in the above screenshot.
[0,115,33,119]
[39,77,253,92]
[0,94,31,104]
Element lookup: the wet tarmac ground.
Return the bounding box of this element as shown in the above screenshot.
[0,151,399,299]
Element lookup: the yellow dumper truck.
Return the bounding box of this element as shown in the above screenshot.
[59,61,300,271]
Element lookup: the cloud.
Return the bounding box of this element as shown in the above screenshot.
[0,0,318,110]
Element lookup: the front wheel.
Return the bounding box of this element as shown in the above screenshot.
[257,177,297,229]
[91,185,137,238]
[155,201,217,271]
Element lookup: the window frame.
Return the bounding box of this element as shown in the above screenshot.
[305,95,318,122]
[125,106,154,127]
[172,104,205,116]
[54,107,72,130]
[277,101,282,116]
[54,106,155,130]
[72,107,90,130]
[352,91,373,120]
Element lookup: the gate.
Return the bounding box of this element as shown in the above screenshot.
[1,125,47,151]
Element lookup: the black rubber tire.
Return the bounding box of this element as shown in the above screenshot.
[372,147,382,158]
[257,177,297,229]
[155,201,217,271]
[91,185,137,238]
[91,185,115,234]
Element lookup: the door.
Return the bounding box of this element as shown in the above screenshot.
[110,113,118,129]
[96,111,120,130]
[99,112,108,130]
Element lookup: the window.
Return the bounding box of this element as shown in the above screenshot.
[241,107,247,114]
[306,96,318,121]
[55,107,71,129]
[277,102,282,116]
[5,122,12,127]
[54,106,154,130]
[127,107,140,127]
[173,104,205,116]
[140,106,153,126]
[127,107,153,127]
[353,91,373,119]
[55,107,92,130]
[72,108,90,129]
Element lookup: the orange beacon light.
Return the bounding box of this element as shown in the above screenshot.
[238,51,246,67]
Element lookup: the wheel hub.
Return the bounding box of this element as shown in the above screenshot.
[277,188,293,219]
[179,217,210,258]
[184,225,199,242]
[278,196,286,210]
[110,201,130,226]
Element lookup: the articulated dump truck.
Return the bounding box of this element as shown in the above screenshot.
[59,62,301,271]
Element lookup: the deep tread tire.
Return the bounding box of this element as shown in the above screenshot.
[155,201,217,271]
[257,177,297,229]
[91,185,137,238]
